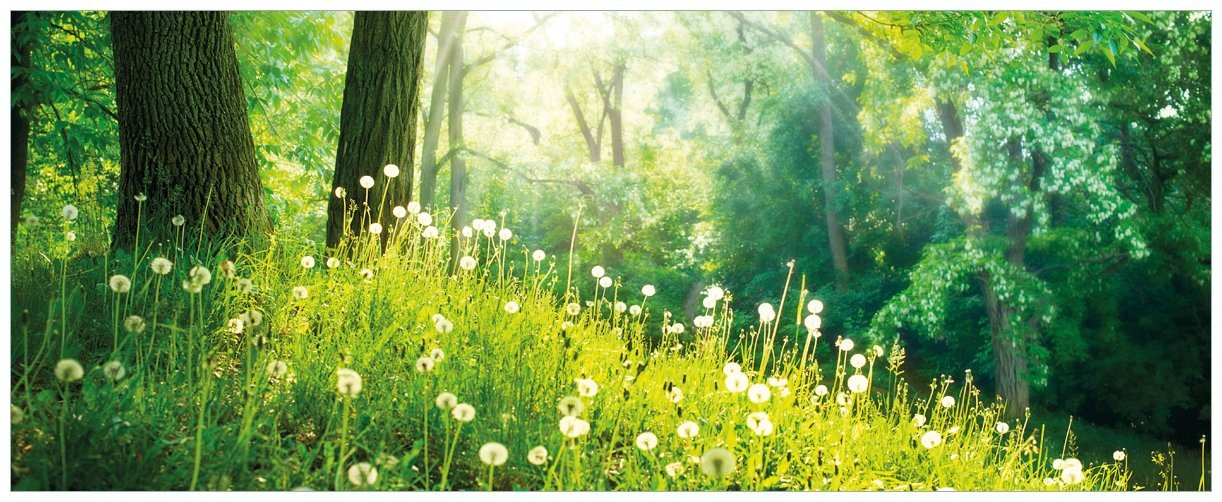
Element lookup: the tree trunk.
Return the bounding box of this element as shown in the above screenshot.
[565,87,601,162]
[11,12,33,238]
[810,13,851,287]
[110,12,269,248]
[608,63,626,168]
[447,13,470,255]
[419,12,461,212]
[327,11,428,248]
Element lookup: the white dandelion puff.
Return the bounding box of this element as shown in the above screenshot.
[62,204,79,221]
[641,284,656,297]
[459,256,477,271]
[150,257,173,275]
[575,378,598,397]
[677,421,700,439]
[725,372,749,393]
[301,256,316,269]
[336,368,363,398]
[747,383,771,404]
[435,392,458,410]
[527,446,549,466]
[757,303,776,323]
[850,354,867,369]
[292,286,308,300]
[392,206,407,218]
[479,442,509,466]
[347,462,377,487]
[54,359,84,383]
[532,249,546,261]
[359,176,375,189]
[847,374,869,393]
[591,266,605,278]
[635,432,659,451]
[504,301,520,314]
[941,395,956,408]
[451,403,475,422]
[109,274,132,293]
[699,448,735,477]
[102,361,126,382]
[921,430,943,449]
[382,164,400,178]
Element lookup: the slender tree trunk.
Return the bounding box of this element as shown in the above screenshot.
[565,87,601,162]
[447,13,469,239]
[608,63,625,168]
[326,11,428,248]
[810,12,851,287]
[419,12,461,212]
[11,12,33,237]
[110,12,269,248]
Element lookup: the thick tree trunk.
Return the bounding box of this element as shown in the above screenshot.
[327,11,428,248]
[810,13,851,287]
[446,13,469,270]
[110,12,269,248]
[11,12,32,237]
[419,12,461,212]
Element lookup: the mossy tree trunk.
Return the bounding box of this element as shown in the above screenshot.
[11,12,33,238]
[326,11,428,248]
[109,11,270,249]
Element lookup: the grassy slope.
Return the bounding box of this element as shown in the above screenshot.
[8,208,1194,491]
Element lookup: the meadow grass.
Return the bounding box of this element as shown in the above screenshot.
[8,194,1196,491]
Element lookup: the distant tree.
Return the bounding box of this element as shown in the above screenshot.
[326,11,428,248]
[418,12,464,213]
[109,11,269,247]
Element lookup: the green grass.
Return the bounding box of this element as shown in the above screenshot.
[8,200,1201,491]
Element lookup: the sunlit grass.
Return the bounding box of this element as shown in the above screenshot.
[8,182,1191,491]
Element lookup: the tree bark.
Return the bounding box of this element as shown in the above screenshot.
[419,12,461,212]
[11,12,33,238]
[607,63,626,168]
[810,13,851,288]
[566,87,601,162]
[327,11,428,248]
[110,11,270,248]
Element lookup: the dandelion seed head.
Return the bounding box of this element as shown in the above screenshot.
[847,374,869,393]
[102,361,126,381]
[124,315,146,334]
[189,265,212,285]
[479,442,509,466]
[575,378,599,397]
[498,228,513,241]
[300,255,316,269]
[347,462,377,487]
[557,396,585,417]
[62,204,79,221]
[996,422,1010,435]
[591,266,605,278]
[747,383,771,403]
[912,414,927,427]
[368,223,383,235]
[11,404,23,425]
[725,372,749,393]
[804,314,822,332]
[54,359,84,383]
[629,305,642,316]
[415,356,436,373]
[599,276,613,288]
[808,299,824,314]
[757,303,776,323]
[172,215,185,227]
[382,164,400,178]
[504,301,520,314]
[839,338,855,352]
[1113,450,1126,462]
[566,303,581,316]
[699,447,735,477]
[532,249,546,261]
[635,432,659,451]
[359,176,375,189]
[421,226,439,238]
[527,446,548,465]
[267,360,288,379]
[451,403,476,422]
[665,462,685,477]
[702,297,716,309]
[336,368,363,398]
[814,385,829,397]
[227,317,244,334]
[407,201,421,213]
[236,278,253,293]
[334,187,347,199]
[109,274,132,293]
[641,284,656,297]
[459,256,477,271]
[940,395,956,408]
[677,421,700,439]
[921,430,943,449]
[435,392,458,410]
[417,212,433,226]
[150,257,173,275]
[326,257,340,269]
[706,286,725,301]
[292,286,308,300]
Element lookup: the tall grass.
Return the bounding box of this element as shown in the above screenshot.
[8,193,1190,491]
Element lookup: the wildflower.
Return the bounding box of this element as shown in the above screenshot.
[1113,450,1126,462]
[368,223,383,235]
[422,226,439,238]
[1060,463,1085,485]
[12,404,24,425]
[267,360,288,379]
[359,175,374,189]
[498,228,513,241]
[182,279,203,293]
[54,359,84,383]
[575,378,598,397]
[407,201,421,213]
[940,395,956,408]
[702,297,716,309]
[873,345,885,357]
[417,212,433,226]
[667,386,683,403]
[699,448,736,477]
[947,426,960,435]
[504,301,520,314]
[241,309,264,327]
[461,226,473,238]
[392,206,407,218]
[669,322,685,334]
[912,414,927,427]
[430,348,445,362]
[747,383,771,404]
[557,396,584,417]
[337,368,363,398]
[327,257,340,269]
[677,421,700,439]
[590,266,606,278]
[359,268,374,280]
[635,432,659,451]
[850,354,867,369]
[65,231,76,241]
[707,286,725,301]
[435,392,458,410]
[25,215,39,226]
[383,164,400,178]
[599,276,613,288]
[757,303,776,323]
[435,318,453,334]
[235,278,253,293]
[479,442,509,466]
[665,462,685,477]
[124,315,146,334]
[566,303,581,316]
[725,372,749,393]
[723,362,742,376]
[451,403,476,422]
[172,215,185,227]
[1053,459,1066,470]
[301,256,315,269]
[814,385,829,397]
[347,462,377,487]
[921,430,943,449]
[641,284,656,297]
[746,411,770,431]
[751,419,774,436]
[189,265,212,285]
[227,318,244,334]
[532,249,546,261]
[151,257,173,275]
[996,422,1010,435]
[838,338,855,352]
[218,260,236,279]
[62,204,79,221]
[335,186,347,198]
[527,446,548,466]
[1063,458,1082,471]
[482,226,495,238]
[808,299,824,314]
[292,286,308,300]
[804,314,822,332]
[415,356,435,373]
[109,274,132,293]
[102,361,126,381]
[629,305,642,316]
[134,193,148,202]
[847,374,869,393]
[559,415,590,438]
[459,256,477,271]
